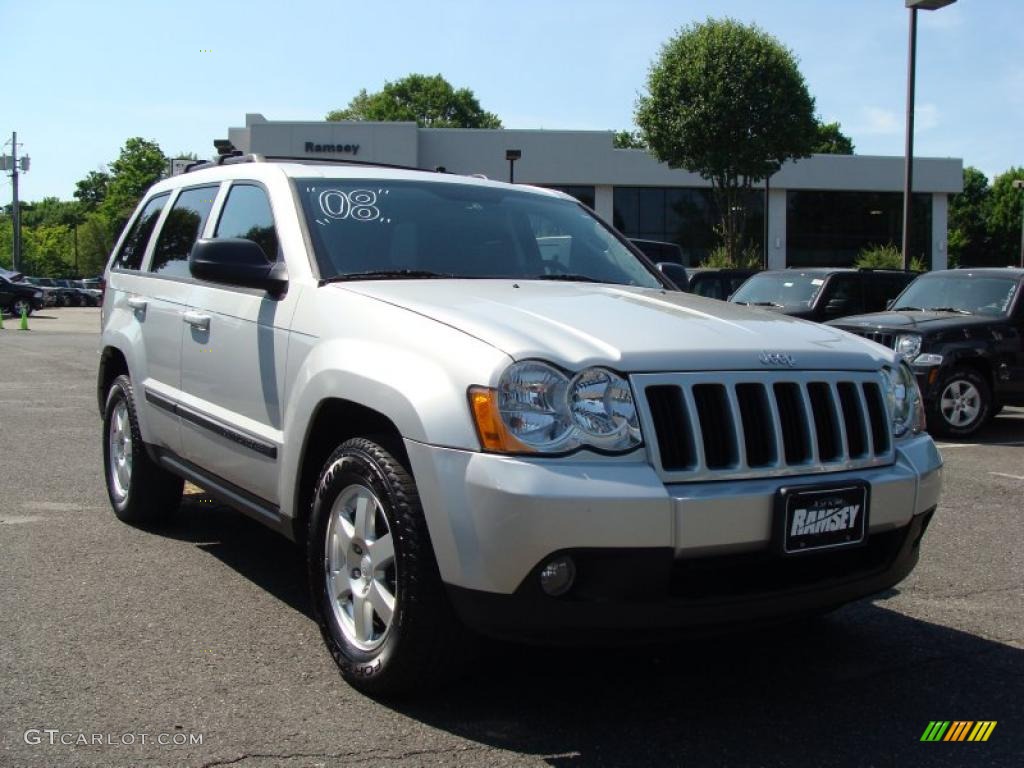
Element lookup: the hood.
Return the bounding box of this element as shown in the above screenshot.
[335,280,894,372]
[831,310,1001,335]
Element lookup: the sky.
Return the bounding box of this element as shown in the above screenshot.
[3,0,1022,202]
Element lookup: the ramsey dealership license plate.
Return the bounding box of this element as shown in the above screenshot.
[777,483,869,555]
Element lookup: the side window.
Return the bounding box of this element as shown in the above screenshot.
[112,193,169,271]
[214,183,280,261]
[692,275,724,300]
[150,186,218,278]
[822,275,864,317]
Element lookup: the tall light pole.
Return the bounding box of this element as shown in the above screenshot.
[1013,179,1024,268]
[902,0,957,271]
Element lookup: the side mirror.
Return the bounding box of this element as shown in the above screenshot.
[190,238,287,295]
[656,262,689,291]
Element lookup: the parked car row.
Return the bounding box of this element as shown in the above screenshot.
[0,273,104,314]
[630,240,1022,438]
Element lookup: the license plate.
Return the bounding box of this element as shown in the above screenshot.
[777,483,868,555]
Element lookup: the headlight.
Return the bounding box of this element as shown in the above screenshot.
[894,334,922,360]
[469,360,642,454]
[882,363,925,438]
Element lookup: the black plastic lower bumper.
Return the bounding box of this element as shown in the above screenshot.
[447,509,934,643]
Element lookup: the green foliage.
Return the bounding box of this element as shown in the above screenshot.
[636,18,817,262]
[854,243,925,273]
[947,166,990,267]
[74,170,111,211]
[100,138,168,236]
[613,130,646,149]
[1,136,168,277]
[986,167,1024,266]
[701,244,763,269]
[812,121,854,154]
[326,74,502,129]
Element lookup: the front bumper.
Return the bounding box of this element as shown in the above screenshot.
[405,434,942,637]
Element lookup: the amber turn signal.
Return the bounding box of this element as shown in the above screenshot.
[468,386,532,454]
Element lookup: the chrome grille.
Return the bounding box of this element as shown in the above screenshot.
[846,329,897,350]
[635,371,894,482]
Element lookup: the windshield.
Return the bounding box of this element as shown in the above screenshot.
[296,179,662,287]
[731,273,824,308]
[893,275,1018,316]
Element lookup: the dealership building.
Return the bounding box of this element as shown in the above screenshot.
[226,113,963,270]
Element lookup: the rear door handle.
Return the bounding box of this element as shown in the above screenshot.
[127,297,147,311]
[182,311,210,331]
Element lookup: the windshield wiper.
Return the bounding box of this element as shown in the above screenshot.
[531,274,608,284]
[737,301,784,308]
[321,269,456,283]
[924,306,972,315]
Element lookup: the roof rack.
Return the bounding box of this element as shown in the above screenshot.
[183,153,438,175]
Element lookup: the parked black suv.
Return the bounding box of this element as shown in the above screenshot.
[688,268,760,301]
[730,268,916,322]
[0,272,45,316]
[830,268,1024,437]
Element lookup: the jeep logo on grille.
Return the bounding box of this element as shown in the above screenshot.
[760,351,796,367]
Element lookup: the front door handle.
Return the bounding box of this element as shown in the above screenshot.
[127,296,147,311]
[182,311,210,331]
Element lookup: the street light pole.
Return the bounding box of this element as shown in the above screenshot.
[900,7,918,272]
[902,0,957,272]
[763,175,770,271]
[1013,179,1024,268]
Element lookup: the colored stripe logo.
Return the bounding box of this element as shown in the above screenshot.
[920,721,997,742]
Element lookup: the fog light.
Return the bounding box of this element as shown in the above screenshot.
[539,556,576,597]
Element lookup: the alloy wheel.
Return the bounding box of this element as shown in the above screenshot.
[324,484,397,651]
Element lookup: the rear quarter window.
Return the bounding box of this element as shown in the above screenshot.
[111,193,170,271]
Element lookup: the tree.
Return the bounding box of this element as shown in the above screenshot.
[100,137,168,235]
[635,19,818,260]
[613,130,647,149]
[326,73,502,128]
[74,170,111,211]
[812,120,854,154]
[986,167,1024,266]
[947,167,991,268]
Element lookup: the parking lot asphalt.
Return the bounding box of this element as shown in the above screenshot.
[1,308,1022,767]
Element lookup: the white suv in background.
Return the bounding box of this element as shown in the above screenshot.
[98,155,943,695]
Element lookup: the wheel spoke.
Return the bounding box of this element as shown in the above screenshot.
[353,494,373,541]
[116,459,130,490]
[329,569,350,601]
[352,591,373,642]
[368,580,395,624]
[369,533,394,570]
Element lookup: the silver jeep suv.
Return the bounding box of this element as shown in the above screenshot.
[98,156,943,694]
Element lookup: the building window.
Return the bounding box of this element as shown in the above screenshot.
[542,185,595,210]
[787,191,932,268]
[612,186,763,266]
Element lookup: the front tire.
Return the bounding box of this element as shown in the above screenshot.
[928,367,991,438]
[102,374,184,523]
[308,437,471,696]
[11,298,32,317]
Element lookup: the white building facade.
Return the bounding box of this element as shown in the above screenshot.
[227,113,963,270]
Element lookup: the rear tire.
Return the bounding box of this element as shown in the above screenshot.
[102,374,184,524]
[308,436,473,697]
